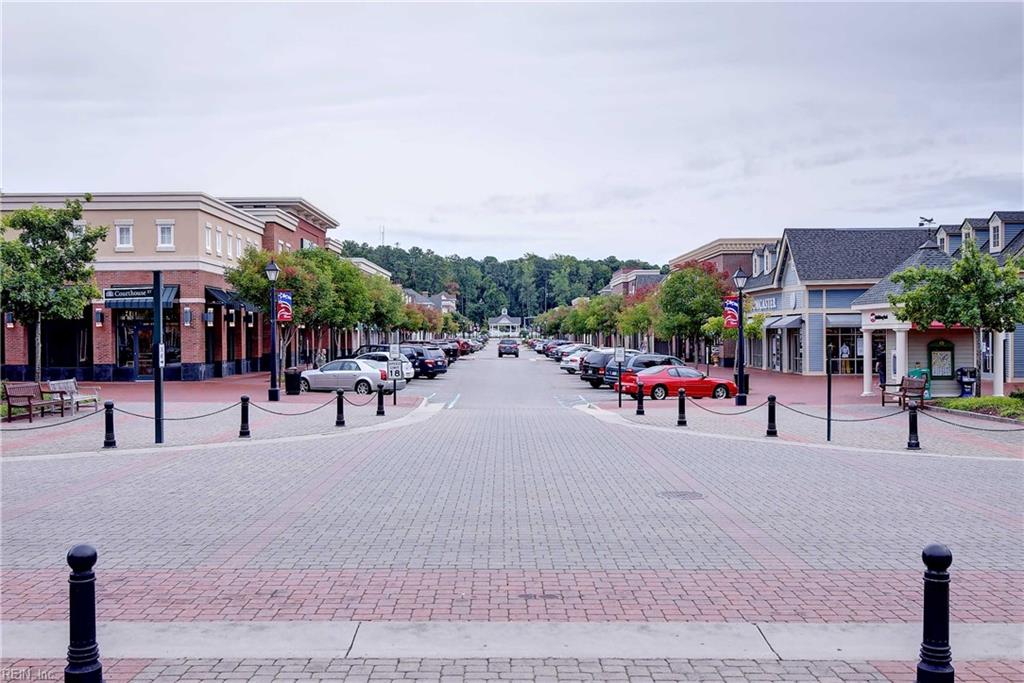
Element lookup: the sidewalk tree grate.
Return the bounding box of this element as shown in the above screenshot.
[657,491,705,500]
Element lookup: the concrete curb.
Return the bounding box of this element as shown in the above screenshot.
[2,621,1020,660]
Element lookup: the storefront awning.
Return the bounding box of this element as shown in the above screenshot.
[105,285,178,309]
[206,286,257,311]
[826,313,862,327]
[768,314,803,329]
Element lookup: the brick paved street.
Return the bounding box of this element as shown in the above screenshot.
[2,349,1021,679]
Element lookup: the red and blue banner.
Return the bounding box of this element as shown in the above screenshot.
[723,296,739,329]
[276,291,293,322]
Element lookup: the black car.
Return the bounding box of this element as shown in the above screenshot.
[580,350,617,388]
[498,338,519,358]
[603,353,685,387]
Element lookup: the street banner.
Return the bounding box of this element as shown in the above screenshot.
[723,296,739,328]
[276,291,293,322]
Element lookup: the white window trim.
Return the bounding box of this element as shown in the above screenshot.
[216,226,223,255]
[237,235,243,256]
[227,230,234,258]
[278,240,284,253]
[204,223,213,253]
[156,218,175,251]
[752,254,759,277]
[71,219,86,238]
[114,219,134,251]
[991,224,1002,250]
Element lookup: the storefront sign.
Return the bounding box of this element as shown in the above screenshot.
[869,312,889,323]
[753,297,777,311]
[276,291,293,322]
[104,286,154,300]
[723,296,739,329]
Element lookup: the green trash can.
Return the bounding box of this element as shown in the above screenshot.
[909,367,932,400]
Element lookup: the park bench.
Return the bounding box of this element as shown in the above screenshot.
[3,381,66,423]
[48,378,102,414]
[881,376,927,409]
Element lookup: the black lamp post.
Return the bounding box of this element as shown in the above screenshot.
[265,259,280,402]
[733,267,749,406]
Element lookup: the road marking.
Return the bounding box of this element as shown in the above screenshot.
[446,393,461,409]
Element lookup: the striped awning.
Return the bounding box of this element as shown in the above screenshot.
[768,314,803,329]
[105,285,178,309]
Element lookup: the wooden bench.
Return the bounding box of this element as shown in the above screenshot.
[881,376,927,409]
[48,379,101,414]
[3,382,66,423]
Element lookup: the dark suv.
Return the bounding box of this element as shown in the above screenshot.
[580,350,618,388]
[498,338,519,358]
[603,353,685,387]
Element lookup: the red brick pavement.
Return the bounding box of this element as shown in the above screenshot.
[870,659,1024,682]
[3,568,1019,623]
[0,658,150,681]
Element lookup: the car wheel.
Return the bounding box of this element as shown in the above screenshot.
[300,378,311,392]
[589,380,603,389]
[567,369,576,374]
[713,384,729,399]
[427,373,437,379]
[652,385,668,401]
[355,380,372,395]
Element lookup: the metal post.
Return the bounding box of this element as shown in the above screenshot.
[102,401,116,449]
[907,401,921,450]
[677,388,687,427]
[65,545,102,683]
[336,389,345,427]
[152,270,164,444]
[393,378,397,406]
[239,395,251,438]
[916,544,954,683]
[735,287,747,406]
[617,361,623,408]
[826,343,834,442]
[269,285,280,402]
[376,384,385,416]
[766,394,778,437]
[636,382,645,416]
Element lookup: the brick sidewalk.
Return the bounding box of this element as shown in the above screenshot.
[3,658,1022,682]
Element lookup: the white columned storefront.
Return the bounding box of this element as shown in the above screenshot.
[993,330,1006,397]
[861,329,873,396]
[894,327,909,380]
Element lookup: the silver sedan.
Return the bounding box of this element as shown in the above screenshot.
[300,359,406,394]
[356,352,415,380]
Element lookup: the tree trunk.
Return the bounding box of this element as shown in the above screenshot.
[34,312,42,382]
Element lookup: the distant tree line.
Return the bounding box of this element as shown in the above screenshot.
[339,240,665,323]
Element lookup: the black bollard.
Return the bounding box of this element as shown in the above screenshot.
[65,545,102,683]
[336,389,346,427]
[766,394,778,437]
[376,384,386,417]
[907,401,921,450]
[102,401,116,449]
[636,382,645,416]
[239,395,251,438]
[916,544,954,683]
[677,388,687,427]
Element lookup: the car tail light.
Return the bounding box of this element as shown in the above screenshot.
[425,360,434,366]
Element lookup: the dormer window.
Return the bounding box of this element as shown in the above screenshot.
[752,254,760,276]
[991,223,1002,250]
[765,251,772,272]
[938,235,945,251]
[963,227,972,243]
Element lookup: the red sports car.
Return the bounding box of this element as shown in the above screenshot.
[615,366,737,400]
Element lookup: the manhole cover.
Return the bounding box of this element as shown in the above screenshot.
[517,593,561,600]
[657,491,705,500]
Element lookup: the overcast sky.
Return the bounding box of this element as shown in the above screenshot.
[3,2,1021,264]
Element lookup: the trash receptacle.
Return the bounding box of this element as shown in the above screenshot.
[955,367,977,398]
[284,367,302,395]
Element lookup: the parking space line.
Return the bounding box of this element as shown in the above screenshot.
[446,393,461,409]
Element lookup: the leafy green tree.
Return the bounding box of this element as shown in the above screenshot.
[617,300,653,337]
[653,262,730,355]
[1,197,108,380]
[365,274,405,332]
[297,248,371,352]
[889,240,1024,394]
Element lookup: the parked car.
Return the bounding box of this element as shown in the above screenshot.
[498,338,519,357]
[356,352,415,380]
[603,353,685,388]
[616,366,737,400]
[542,340,570,356]
[532,339,549,353]
[300,359,406,394]
[560,348,589,374]
[356,343,448,378]
[579,349,621,389]
[554,343,592,360]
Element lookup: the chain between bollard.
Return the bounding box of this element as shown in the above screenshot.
[775,401,905,422]
[250,395,336,416]
[65,544,102,683]
[918,409,1024,432]
[917,543,954,683]
[685,397,767,416]
[0,408,102,432]
[113,402,241,421]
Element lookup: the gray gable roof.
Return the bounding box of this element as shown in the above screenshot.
[783,227,934,282]
[997,229,1024,265]
[488,314,521,325]
[852,240,952,307]
[993,211,1024,223]
[963,218,989,229]
[937,224,961,235]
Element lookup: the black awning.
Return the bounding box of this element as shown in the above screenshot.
[206,287,235,306]
[105,285,178,309]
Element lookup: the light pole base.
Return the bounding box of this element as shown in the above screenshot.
[734,393,747,406]
[268,387,280,402]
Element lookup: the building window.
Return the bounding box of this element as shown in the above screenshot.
[237,235,243,256]
[205,224,212,252]
[156,219,174,250]
[765,252,772,271]
[216,227,223,255]
[115,220,133,250]
[71,219,86,237]
[991,225,1002,250]
[227,231,233,258]
[278,240,284,253]
[938,235,945,250]
[285,242,292,251]
[752,254,760,276]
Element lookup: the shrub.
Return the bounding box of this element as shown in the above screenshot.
[931,396,1024,420]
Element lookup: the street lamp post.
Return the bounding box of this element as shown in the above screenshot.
[733,267,749,406]
[266,259,280,402]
